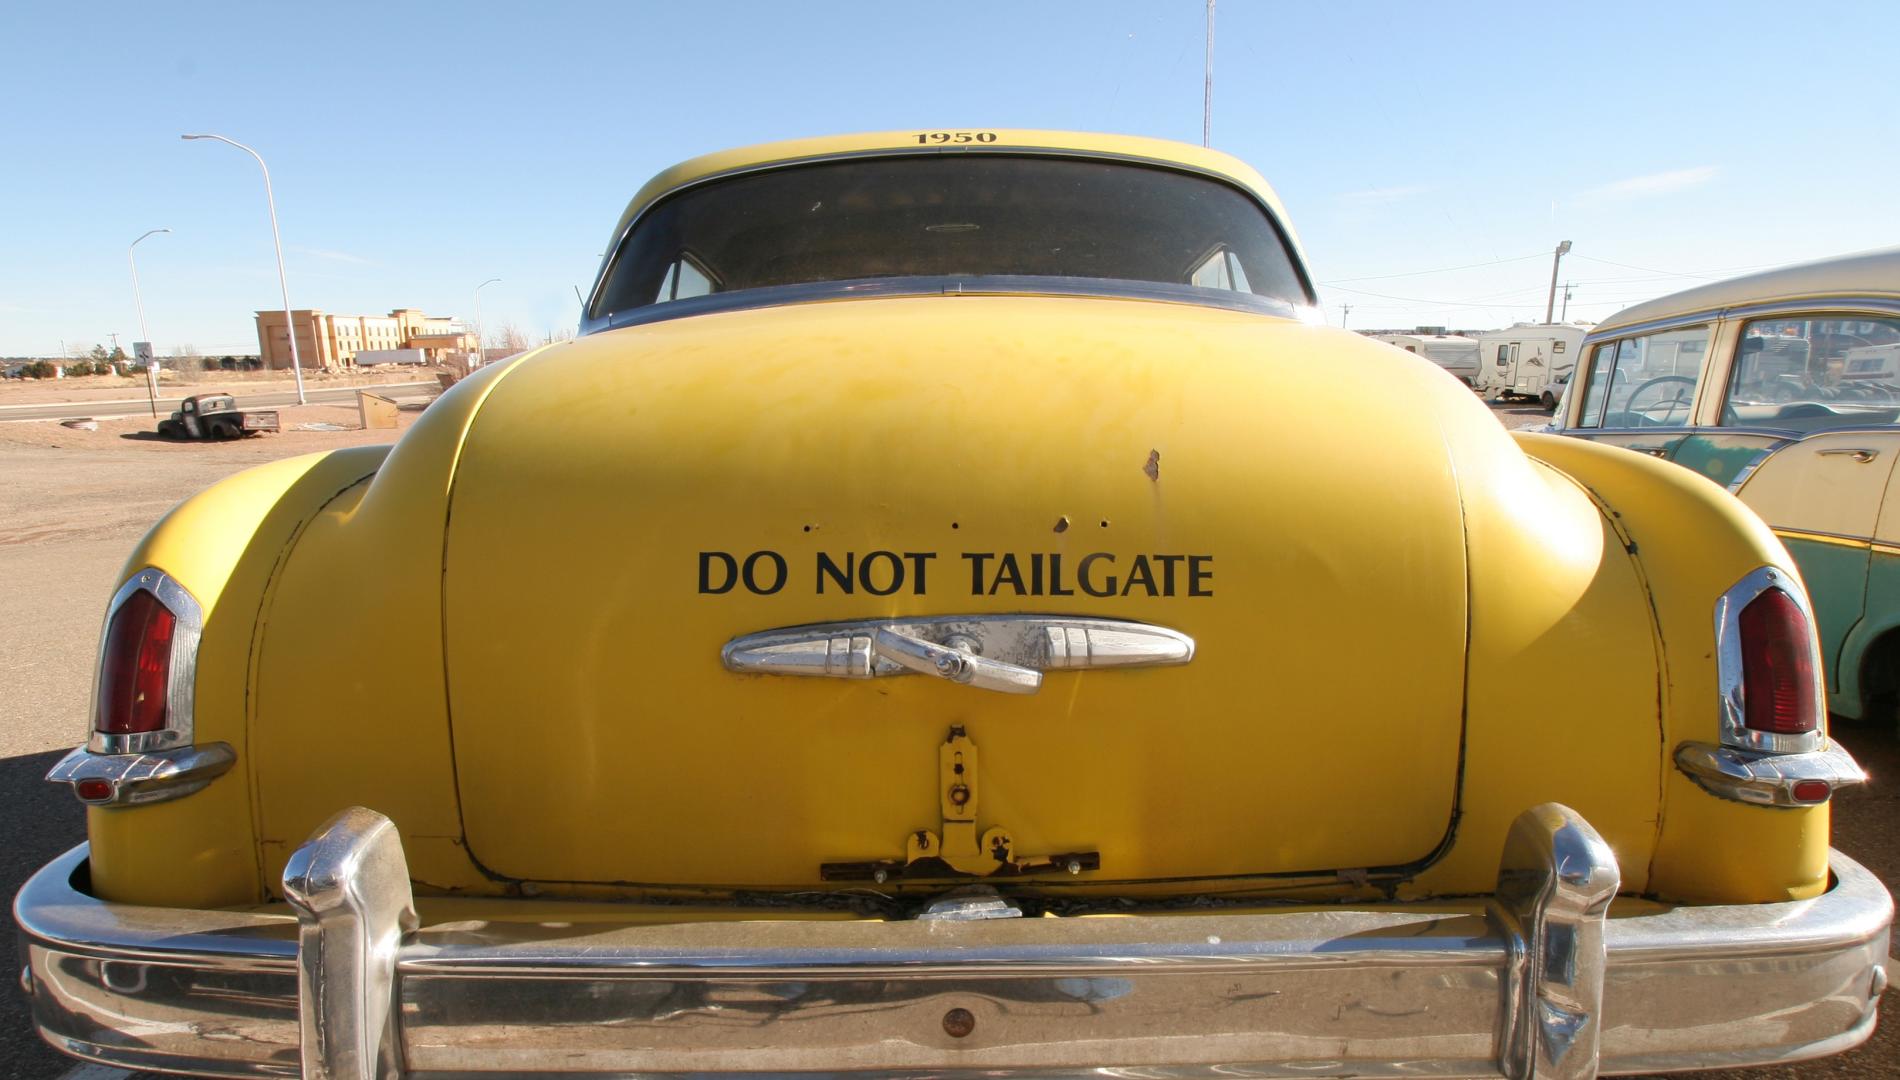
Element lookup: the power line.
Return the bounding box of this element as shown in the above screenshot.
[1569,255,1782,280]
[1320,251,1547,284]
[1323,284,1562,309]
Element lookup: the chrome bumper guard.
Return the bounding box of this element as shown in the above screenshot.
[15,803,1892,1079]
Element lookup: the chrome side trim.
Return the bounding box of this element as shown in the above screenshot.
[1713,565,1827,754]
[282,808,418,1080]
[86,567,204,755]
[1675,738,1869,807]
[1775,526,1877,549]
[1494,804,1619,1079]
[44,741,235,807]
[15,814,1891,1078]
[723,615,1194,693]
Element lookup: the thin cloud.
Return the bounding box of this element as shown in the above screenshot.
[1338,184,1429,205]
[1576,166,1718,204]
[292,246,373,265]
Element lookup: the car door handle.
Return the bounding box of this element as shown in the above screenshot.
[1817,448,1879,463]
[871,628,1043,694]
[1642,448,1669,457]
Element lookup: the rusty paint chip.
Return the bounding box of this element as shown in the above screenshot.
[1143,449,1161,481]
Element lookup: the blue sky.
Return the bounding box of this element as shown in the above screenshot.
[3,0,1897,356]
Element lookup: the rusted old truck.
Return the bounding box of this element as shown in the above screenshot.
[155,392,279,439]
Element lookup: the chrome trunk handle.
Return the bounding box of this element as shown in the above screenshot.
[871,627,1042,694]
[722,615,1194,695]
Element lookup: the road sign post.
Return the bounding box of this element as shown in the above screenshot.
[135,342,158,418]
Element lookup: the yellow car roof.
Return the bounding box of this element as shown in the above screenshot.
[606,129,1308,266]
[1594,247,1900,333]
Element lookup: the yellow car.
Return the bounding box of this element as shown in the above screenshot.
[1555,250,1900,727]
[19,131,1889,1078]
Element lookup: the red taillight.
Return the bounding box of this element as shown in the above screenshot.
[94,588,177,735]
[1737,588,1819,736]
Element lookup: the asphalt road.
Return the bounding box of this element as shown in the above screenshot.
[0,381,433,424]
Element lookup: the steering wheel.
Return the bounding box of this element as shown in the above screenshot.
[1622,375,1696,427]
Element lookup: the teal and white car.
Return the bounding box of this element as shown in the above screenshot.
[1553,249,1900,722]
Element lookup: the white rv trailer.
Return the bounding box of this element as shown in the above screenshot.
[1371,332,1482,386]
[1474,324,1588,404]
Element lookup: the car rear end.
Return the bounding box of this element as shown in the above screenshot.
[17,130,1891,1078]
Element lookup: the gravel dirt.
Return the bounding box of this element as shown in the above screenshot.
[0,396,1892,1078]
[0,408,419,1078]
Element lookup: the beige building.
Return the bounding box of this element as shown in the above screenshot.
[255,308,476,370]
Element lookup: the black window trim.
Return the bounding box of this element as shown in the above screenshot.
[579,146,1317,334]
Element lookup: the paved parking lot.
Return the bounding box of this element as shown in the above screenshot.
[1,399,1894,1077]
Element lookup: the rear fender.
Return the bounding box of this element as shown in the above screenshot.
[86,446,393,907]
[1514,432,1828,903]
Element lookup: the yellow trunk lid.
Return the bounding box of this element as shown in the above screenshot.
[442,295,1469,890]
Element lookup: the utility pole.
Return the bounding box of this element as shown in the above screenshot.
[1544,240,1573,324]
[1202,0,1214,147]
[109,332,120,353]
[1339,303,1352,329]
[1560,282,1574,322]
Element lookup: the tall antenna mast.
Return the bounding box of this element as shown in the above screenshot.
[1202,0,1215,147]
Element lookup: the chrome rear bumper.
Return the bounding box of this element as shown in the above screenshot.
[15,803,1892,1079]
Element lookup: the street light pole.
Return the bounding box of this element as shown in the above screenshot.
[182,133,307,405]
[473,278,500,369]
[1544,240,1573,324]
[129,227,171,417]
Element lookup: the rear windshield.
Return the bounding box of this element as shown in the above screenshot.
[590,155,1309,319]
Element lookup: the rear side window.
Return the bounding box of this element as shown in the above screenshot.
[1576,325,1710,428]
[591,155,1309,317]
[1721,314,1900,432]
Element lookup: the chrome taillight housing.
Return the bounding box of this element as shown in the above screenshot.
[1674,565,1862,808]
[1714,566,1825,755]
[88,569,203,754]
[45,568,231,808]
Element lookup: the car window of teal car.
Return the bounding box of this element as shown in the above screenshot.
[1577,326,1709,428]
[1720,314,1900,432]
[590,156,1309,317]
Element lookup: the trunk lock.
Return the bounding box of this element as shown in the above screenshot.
[820,725,1101,883]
